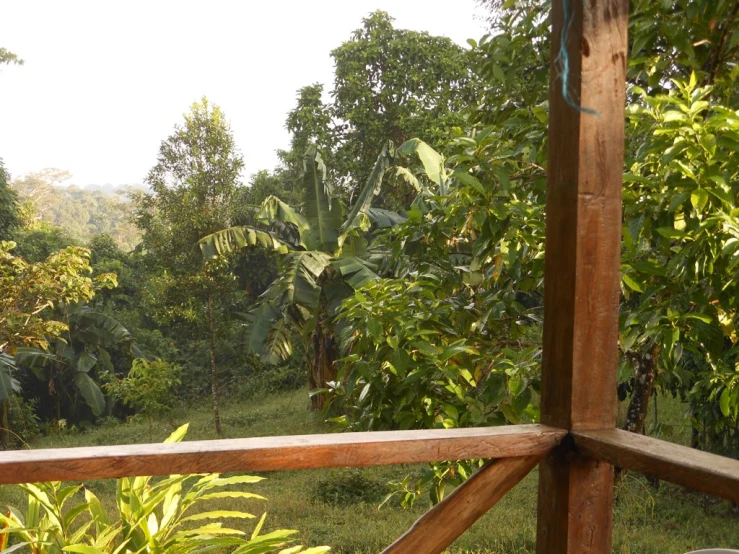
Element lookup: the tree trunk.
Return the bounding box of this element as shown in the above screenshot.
[309,319,338,410]
[206,295,223,436]
[623,343,661,434]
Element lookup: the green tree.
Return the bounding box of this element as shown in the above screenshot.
[0,47,23,67]
[105,358,181,438]
[0,159,20,240]
[133,97,244,435]
[0,241,114,444]
[201,144,403,408]
[280,11,479,209]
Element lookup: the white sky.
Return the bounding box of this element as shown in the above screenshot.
[0,1,486,187]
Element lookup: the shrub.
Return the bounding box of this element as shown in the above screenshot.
[0,424,330,554]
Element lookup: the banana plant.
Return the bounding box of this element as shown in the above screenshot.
[12,305,142,419]
[199,144,405,408]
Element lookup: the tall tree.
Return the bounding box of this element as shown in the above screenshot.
[280,11,479,209]
[133,97,244,435]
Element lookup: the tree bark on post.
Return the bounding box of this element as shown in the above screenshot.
[206,294,223,436]
[623,343,660,435]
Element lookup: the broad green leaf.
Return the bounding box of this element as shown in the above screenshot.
[0,354,20,402]
[719,388,730,417]
[301,146,343,252]
[165,423,189,443]
[181,511,256,523]
[74,372,106,416]
[342,143,393,235]
[622,274,644,293]
[199,226,289,259]
[690,189,708,211]
[75,351,97,373]
[398,138,444,187]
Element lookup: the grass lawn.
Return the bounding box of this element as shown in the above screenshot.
[1,389,737,553]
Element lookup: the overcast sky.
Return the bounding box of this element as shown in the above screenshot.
[0,1,486,187]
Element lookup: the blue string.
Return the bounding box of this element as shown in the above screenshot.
[556,0,600,116]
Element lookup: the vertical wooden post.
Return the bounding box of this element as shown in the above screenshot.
[536,0,628,553]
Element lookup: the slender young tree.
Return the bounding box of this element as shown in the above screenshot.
[134,97,244,435]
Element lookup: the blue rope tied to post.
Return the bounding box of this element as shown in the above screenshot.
[555,0,600,116]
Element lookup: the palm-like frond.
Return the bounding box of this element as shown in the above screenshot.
[341,143,394,235]
[239,251,333,364]
[199,226,289,259]
[0,353,20,402]
[256,196,314,250]
[301,146,343,252]
[366,208,407,228]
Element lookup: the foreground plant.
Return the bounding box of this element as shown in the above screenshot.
[0,424,329,554]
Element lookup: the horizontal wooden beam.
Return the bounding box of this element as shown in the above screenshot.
[0,425,566,485]
[573,429,739,502]
[382,455,541,554]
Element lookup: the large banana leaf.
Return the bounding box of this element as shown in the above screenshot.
[72,310,133,348]
[0,353,20,402]
[341,143,394,235]
[270,251,332,309]
[74,372,106,416]
[367,208,407,228]
[398,138,448,193]
[236,302,281,359]
[236,251,332,363]
[14,348,55,380]
[332,256,379,289]
[256,196,315,250]
[301,146,343,252]
[199,226,289,260]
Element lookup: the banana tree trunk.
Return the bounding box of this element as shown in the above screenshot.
[309,319,338,410]
[206,295,223,436]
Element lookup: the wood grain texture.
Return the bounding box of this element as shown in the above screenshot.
[574,429,739,502]
[381,456,541,554]
[0,425,565,485]
[540,0,628,432]
[537,441,615,554]
[536,0,629,552]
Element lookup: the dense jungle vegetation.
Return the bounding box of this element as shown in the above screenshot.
[1,1,738,552]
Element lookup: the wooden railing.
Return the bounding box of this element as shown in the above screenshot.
[1,1,738,553]
[0,424,737,554]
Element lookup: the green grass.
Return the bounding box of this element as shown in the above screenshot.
[1,390,737,553]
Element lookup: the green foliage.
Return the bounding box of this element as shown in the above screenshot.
[105,358,182,420]
[0,425,329,554]
[13,306,138,420]
[0,47,24,67]
[201,143,405,408]
[0,241,110,359]
[133,97,248,434]
[278,11,480,210]
[620,69,739,450]
[10,170,140,251]
[0,159,20,240]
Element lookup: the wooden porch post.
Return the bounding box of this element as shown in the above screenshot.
[536,0,629,553]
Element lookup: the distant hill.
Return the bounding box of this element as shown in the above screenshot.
[11,171,142,251]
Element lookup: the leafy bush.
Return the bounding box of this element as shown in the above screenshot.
[0,424,330,554]
[105,358,181,433]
